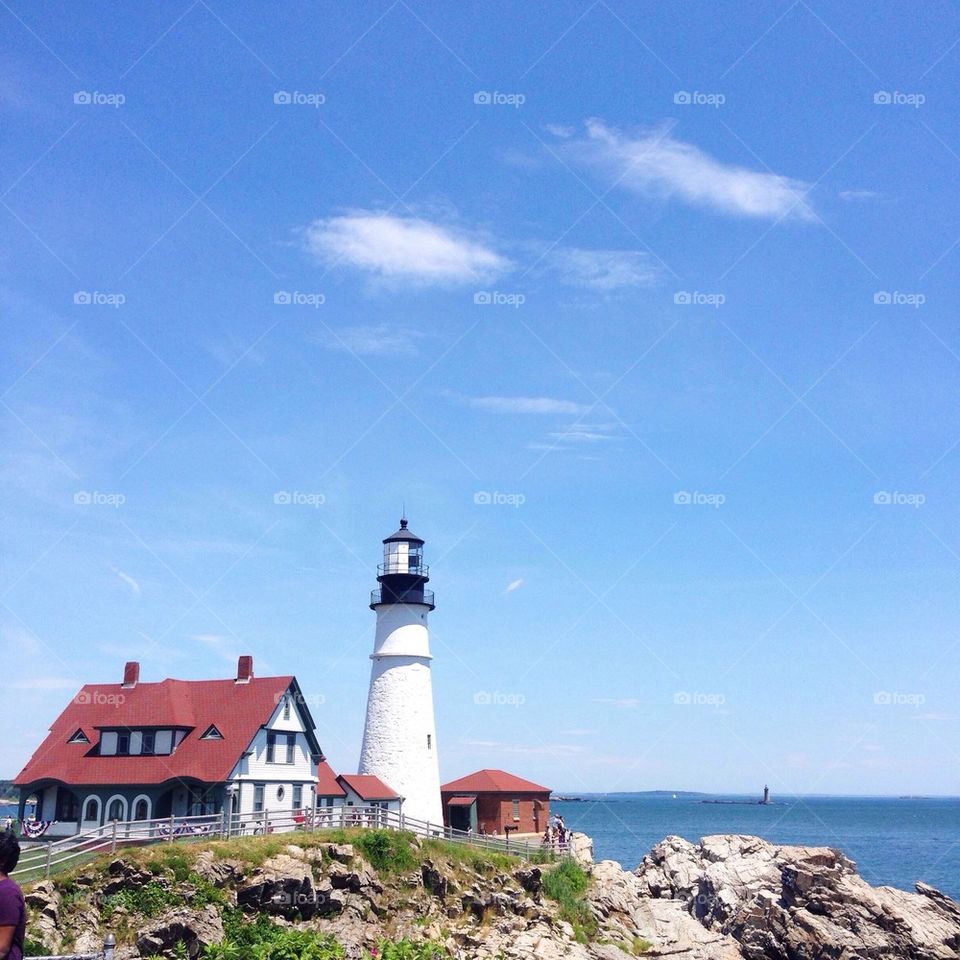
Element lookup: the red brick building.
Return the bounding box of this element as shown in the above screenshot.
[440,769,550,836]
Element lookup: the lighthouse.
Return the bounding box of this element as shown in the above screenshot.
[358,518,443,826]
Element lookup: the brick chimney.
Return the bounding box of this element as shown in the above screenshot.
[236,655,253,684]
[122,661,139,688]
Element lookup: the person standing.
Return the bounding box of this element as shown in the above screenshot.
[0,830,25,960]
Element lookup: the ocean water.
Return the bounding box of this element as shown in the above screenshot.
[4,795,957,900]
[553,794,960,899]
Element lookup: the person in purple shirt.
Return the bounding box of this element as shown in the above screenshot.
[0,830,24,960]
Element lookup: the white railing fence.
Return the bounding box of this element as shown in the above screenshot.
[13,804,569,880]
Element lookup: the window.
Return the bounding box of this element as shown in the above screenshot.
[107,797,125,821]
[267,732,295,763]
[200,724,223,740]
[55,788,79,821]
[133,797,150,821]
[100,731,118,755]
[116,732,130,756]
[82,797,100,823]
[512,799,520,820]
[292,785,302,810]
[282,696,291,720]
[155,730,173,754]
[141,731,155,755]
[68,728,89,744]
[253,784,264,813]
[427,734,432,749]
[277,786,285,802]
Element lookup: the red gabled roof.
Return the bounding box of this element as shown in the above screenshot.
[337,774,398,800]
[441,769,550,795]
[316,760,346,797]
[15,675,295,787]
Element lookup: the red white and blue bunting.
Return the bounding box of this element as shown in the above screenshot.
[20,819,54,839]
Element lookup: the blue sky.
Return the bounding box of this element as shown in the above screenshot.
[2,0,959,795]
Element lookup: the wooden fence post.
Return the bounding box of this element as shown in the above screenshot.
[168,814,175,843]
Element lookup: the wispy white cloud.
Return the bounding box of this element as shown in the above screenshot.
[304,212,510,284]
[564,120,814,221]
[469,396,590,415]
[112,566,140,595]
[505,578,524,593]
[545,247,660,290]
[312,323,424,357]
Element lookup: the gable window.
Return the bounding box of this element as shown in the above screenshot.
[282,695,291,721]
[68,728,89,744]
[200,724,223,740]
[253,784,264,813]
[267,732,296,763]
[427,734,431,749]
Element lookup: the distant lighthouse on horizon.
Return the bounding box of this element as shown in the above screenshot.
[358,518,443,826]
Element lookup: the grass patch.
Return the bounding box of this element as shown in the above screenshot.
[541,860,596,944]
[420,838,517,875]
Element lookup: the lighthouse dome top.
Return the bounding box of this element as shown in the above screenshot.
[383,517,424,545]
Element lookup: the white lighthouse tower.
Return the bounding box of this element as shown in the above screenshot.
[358,518,443,826]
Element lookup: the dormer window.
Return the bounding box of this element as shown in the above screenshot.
[200,724,223,740]
[68,729,89,744]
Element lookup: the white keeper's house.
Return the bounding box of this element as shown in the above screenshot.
[13,656,344,838]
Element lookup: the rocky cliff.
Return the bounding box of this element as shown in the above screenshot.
[21,830,960,959]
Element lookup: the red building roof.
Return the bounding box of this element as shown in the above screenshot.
[15,665,301,787]
[441,769,551,794]
[447,795,476,806]
[316,760,346,797]
[337,774,399,800]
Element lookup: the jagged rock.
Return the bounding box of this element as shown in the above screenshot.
[329,860,382,894]
[136,903,224,957]
[636,834,960,959]
[569,832,594,867]
[103,858,158,894]
[192,849,243,887]
[23,881,60,951]
[320,842,355,863]
[421,859,448,899]
[516,866,543,896]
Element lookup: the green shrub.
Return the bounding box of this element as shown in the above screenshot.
[103,881,176,917]
[374,940,449,959]
[354,830,416,874]
[541,860,596,943]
